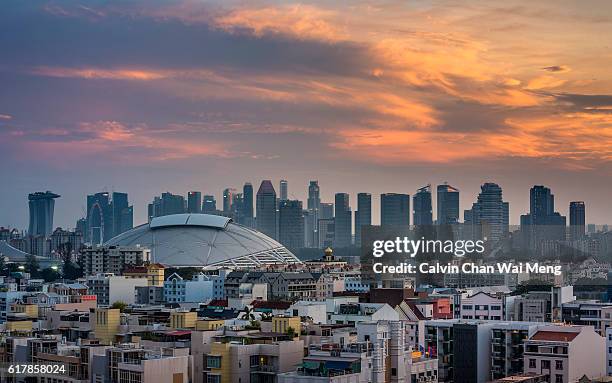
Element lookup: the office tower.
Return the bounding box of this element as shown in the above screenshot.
[464,183,509,243]
[306,181,321,247]
[28,191,60,238]
[279,200,304,249]
[147,192,186,223]
[520,185,567,248]
[161,192,186,215]
[222,188,236,213]
[202,195,217,214]
[243,183,254,226]
[355,193,372,247]
[381,193,410,227]
[279,180,288,201]
[231,192,244,222]
[569,201,586,241]
[111,192,133,237]
[87,192,112,244]
[437,183,460,224]
[256,180,277,239]
[320,203,334,219]
[318,218,335,248]
[413,185,433,226]
[187,191,202,213]
[334,193,352,248]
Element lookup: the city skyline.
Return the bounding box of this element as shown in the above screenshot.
[2,179,609,234]
[1,0,611,229]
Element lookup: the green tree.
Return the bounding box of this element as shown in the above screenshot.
[111,301,128,312]
[25,254,40,277]
[241,306,255,320]
[286,326,296,338]
[39,267,61,282]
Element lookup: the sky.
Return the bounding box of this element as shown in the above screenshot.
[1,0,611,230]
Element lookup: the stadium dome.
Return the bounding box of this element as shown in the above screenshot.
[104,213,301,268]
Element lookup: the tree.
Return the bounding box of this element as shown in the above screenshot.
[111,301,128,312]
[241,306,255,320]
[25,254,40,277]
[286,326,296,338]
[58,242,83,280]
[0,255,6,276]
[40,267,61,282]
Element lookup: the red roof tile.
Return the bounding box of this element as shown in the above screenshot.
[530,331,579,342]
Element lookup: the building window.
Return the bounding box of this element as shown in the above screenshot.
[555,374,563,383]
[556,360,563,370]
[391,368,397,376]
[542,360,551,369]
[462,305,473,310]
[207,356,221,369]
[529,359,536,368]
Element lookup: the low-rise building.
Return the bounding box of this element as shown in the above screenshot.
[460,291,504,320]
[86,273,148,306]
[523,325,606,383]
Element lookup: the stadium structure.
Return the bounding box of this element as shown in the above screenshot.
[105,213,302,268]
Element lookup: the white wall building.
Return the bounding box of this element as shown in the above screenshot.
[460,291,504,320]
[86,273,148,305]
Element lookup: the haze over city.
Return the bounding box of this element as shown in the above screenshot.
[1,0,611,229]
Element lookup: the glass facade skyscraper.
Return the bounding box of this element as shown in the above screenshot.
[381,193,410,227]
[28,191,60,238]
[437,183,460,224]
[413,185,433,226]
[355,193,371,247]
[334,193,352,248]
[256,180,277,239]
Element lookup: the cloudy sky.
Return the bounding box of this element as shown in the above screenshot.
[1,0,611,230]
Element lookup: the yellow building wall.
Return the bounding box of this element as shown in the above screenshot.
[6,320,33,332]
[209,343,231,383]
[12,303,38,318]
[170,312,197,329]
[272,316,301,336]
[195,319,224,331]
[94,308,120,345]
[148,265,165,287]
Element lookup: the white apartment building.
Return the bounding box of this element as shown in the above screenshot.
[523,325,606,383]
[86,273,148,305]
[460,291,504,320]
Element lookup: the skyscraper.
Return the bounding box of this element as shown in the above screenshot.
[569,201,586,241]
[320,203,334,219]
[334,193,352,248]
[413,185,433,226]
[111,192,133,237]
[147,192,185,223]
[279,199,304,249]
[306,181,321,247]
[243,183,254,227]
[187,191,202,213]
[256,180,277,239]
[464,183,509,243]
[520,185,567,248]
[279,180,288,201]
[381,193,410,227]
[437,183,460,224]
[202,195,217,214]
[222,188,236,214]
[355,193,372,247]
[28,191,60,238]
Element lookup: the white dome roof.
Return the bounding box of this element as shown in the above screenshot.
[105,213,301,268]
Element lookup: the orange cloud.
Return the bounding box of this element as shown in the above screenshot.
[31,67,169,80]
[213,4,345,42]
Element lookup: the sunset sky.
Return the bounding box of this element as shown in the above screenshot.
[1,0,611,229]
